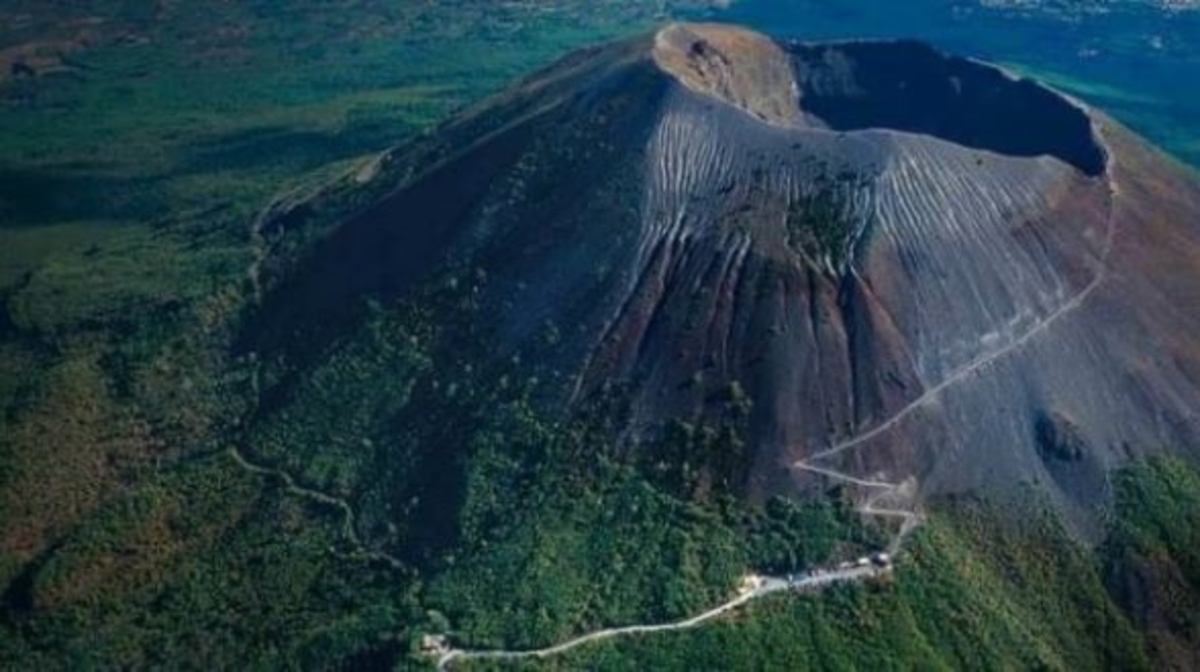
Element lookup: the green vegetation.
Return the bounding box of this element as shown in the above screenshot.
[0,452,423,669]
[1103,458,1200,667]
[0,252,874,667]
[425,411,869,650]
[487,459,1200,672]
[786,191,853,272]
[234,263,876,658]
[783,173,867,274]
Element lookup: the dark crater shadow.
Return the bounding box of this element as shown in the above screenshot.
[789,41,1107,177]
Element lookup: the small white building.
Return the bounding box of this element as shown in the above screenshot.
[421,634,449,655]
[737,574,765,595]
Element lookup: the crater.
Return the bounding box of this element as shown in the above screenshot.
[789,40,1107,177]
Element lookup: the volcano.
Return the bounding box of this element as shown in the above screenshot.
[255,23,1200,532]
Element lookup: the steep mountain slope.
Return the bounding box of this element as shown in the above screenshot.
[253,23,1200,535]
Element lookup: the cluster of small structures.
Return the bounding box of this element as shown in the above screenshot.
[737,573,767,595]
[843,551,892,572]
[782,552,894,591]
[737,551,894,598]
[420,634,450,657]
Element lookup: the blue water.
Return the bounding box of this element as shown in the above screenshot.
[710,1,1200,166]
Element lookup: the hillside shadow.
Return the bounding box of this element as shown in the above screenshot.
[791,41,1107,176]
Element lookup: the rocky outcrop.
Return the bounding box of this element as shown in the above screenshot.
[1035,411,1089,462]
[653,23,804,128]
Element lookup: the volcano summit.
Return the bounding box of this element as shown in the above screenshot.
[256,23,1200,532]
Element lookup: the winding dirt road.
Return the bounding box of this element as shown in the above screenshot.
[437,566,886,671]
[228,448,406,571]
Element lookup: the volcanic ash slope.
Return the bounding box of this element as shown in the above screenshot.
[258,23,1200,531]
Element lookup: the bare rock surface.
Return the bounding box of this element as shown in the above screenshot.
[653,23,805,128]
